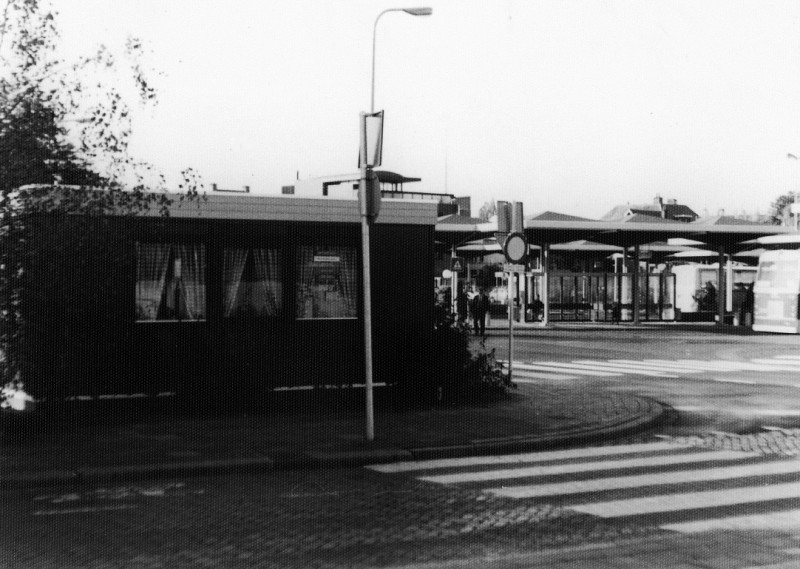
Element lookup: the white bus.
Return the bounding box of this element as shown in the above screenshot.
[753,249,800,333]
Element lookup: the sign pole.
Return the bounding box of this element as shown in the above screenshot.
[507,269,513,382]
[359,112,375,441]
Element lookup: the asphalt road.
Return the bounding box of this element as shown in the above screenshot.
[485,327,800,435]
[4,327,800,568]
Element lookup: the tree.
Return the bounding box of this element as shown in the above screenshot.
[0,0,199,402]
[769,192,797,226]
[478,200,496,221]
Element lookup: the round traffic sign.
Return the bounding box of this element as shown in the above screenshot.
[503,232,528,263]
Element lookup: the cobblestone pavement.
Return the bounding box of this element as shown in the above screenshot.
[5,431,800,568]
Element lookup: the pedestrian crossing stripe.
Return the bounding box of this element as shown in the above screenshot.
[514,362,621,377]
[512,369,579,382]
[487,458,800,499]
[661,509,800,533]
[417,449,752,485]
[498,355,800,381]
[366,441,694,473]
[367,442,800,534]
[570,481,800,517]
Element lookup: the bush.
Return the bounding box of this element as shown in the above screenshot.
[426,297,515,405]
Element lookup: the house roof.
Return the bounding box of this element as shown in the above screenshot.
[527,210,596,222]
[691,215,767,226]
[601,201,698,221]
[619,213,683,224]
[437,213,485,225]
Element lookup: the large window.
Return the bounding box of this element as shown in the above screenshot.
[223,248,282,318]
[296,246,357,320]
[136,243,206,321]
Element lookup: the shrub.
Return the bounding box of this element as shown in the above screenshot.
[426,296,515,405]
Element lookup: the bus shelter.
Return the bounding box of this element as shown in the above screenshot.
[436,213,791,326]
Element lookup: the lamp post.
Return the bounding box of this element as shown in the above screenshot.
[361,6,431,442]
[371,7,432,113]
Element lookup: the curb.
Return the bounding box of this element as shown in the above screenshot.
[0,398,666,490]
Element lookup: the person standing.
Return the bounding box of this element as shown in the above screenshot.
[456,284,469,323]
[471,288,489,337]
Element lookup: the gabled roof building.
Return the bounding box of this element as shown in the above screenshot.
[601,195,698,223]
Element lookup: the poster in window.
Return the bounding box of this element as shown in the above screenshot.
[296,246,357,320]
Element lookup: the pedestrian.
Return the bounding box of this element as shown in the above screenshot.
[470,287,490,337]
[611,300,621,324]
[530,295,544,322]
[702,281,717,312]
[742,282,755,326]
[456,284,469,324]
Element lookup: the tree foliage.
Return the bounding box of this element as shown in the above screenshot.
[0,0,200,400]
[769,192,797,226]
[478,200,496,221]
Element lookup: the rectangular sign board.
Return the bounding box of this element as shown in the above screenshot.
[504,264,526,273]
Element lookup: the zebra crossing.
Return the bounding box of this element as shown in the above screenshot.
[367,442,800,534]
[504,354,800,383]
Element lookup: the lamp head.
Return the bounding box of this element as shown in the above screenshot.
[403,7,432,16]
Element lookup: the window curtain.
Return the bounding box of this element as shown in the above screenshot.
[176,243,206,320]
[136,242,171,320]
[223,248,248,317]
[253,248,281,316]
[338,247,357,315]
[296,246,315,319]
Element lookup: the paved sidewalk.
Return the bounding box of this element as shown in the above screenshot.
[0,382,664,489]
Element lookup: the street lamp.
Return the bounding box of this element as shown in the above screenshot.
[361,6,431,442]
[371,8,432,113]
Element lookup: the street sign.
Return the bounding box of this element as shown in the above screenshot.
[503,263,526,273]
[450,256,465,272]
[503,232,528,264]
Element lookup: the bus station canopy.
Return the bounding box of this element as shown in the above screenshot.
[435,213,792,253]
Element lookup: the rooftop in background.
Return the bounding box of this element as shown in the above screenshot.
[280,170,467,217]
[528,211,596,222]
[602,195,699,223]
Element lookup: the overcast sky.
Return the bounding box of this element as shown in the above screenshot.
[57,1,800,220]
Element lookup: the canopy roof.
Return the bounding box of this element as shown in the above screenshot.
[436,211,790,252]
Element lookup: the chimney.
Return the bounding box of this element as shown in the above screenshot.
[655,194,665,217]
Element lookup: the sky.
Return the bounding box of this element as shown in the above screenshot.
[55,0,800,220]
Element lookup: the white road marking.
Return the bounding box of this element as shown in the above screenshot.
[607,359,705,373]
[571,360,679,377]
[511,369,579,381]
[512,362,621,377]
[672,406,800,416]
[487,458,800,499]
[661,509,800,533]
[33,505,138,515]
[710,378,759,385]
[366,442,691,473]
[570,481,800,518]
[418,450,752,484]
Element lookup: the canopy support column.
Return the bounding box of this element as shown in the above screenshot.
[718,246,726,325]
[542,243,550,326]
[632,244,641,325]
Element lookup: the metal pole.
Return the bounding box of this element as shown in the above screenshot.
[451,246,458,315]
[359,118,375,441]
[541,244,550,326]
[361,202,375,440]
[717,247,726,325]
[632,244,640,325]
[507,270,513,381]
